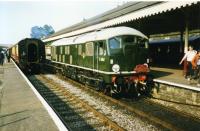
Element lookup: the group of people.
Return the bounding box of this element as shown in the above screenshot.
[179,45,200,86]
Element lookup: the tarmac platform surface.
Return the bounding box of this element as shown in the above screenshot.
[0,62,59,131]
[151,66,199,88]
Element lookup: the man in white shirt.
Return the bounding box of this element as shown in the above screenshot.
[179,45,197,81]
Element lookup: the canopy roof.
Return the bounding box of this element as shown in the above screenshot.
[44,1,198,42]
[51,26,147,46]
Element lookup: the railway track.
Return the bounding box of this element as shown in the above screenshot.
[29,75,125,131]
[29,73,200,130]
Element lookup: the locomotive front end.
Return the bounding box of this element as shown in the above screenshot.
[108,34,152,97]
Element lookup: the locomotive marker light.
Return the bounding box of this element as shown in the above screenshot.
[112,64,120,73]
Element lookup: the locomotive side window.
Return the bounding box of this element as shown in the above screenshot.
[78,45,82,55]
[65,46,70,55]
[60,46,63,54]
[98,41,106,56]
[52,46,56,61]
[85,42,94,56]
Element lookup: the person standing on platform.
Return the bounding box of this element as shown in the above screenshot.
[6,50,10,63]
[0,51,2,65]
[191,50,200,86]
[0,51,5,65]
[179,45,197,81]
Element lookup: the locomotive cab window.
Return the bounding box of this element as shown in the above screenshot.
[109,37,121,49]
[122,35,135,43]
[137,37,148,49]
[108,37,122,55]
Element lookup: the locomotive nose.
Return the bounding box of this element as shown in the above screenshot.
[123,44,136,56]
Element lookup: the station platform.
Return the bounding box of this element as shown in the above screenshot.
[151,66,199,87]
[0,62,60,131]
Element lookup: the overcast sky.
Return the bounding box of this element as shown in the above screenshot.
[0,0,127,45]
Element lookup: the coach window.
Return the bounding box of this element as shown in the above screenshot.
[85,42,94,56]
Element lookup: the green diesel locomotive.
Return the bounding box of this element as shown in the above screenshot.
[48,26,151,96]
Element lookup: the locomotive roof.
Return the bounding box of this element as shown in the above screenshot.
[51,26,147,46]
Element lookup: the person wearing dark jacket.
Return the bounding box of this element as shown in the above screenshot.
[6,51,10,62]
[0,51,4,65]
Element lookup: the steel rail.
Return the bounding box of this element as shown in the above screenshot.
[28,75,73,131]
[39,75,125,131]
[60,76,183,131]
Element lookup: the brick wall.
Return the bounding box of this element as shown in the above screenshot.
[152,83,200,106]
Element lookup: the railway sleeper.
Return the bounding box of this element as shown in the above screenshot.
[49,102,66,106]
[64,115,93,123]
[68,119,102,129]
[60,110,88,116]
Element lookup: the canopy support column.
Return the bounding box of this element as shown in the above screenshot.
[184,21,189,53]
[183,13,189,76]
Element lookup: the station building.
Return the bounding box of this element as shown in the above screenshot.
[44,1,200,72]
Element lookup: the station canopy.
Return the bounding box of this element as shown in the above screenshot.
[43,1,200,42]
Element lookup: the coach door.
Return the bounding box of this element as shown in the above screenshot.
[28,42,38,62]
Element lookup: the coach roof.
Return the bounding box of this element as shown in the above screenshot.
[51,26,148,46]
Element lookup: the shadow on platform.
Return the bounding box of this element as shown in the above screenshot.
[150,69,173,78]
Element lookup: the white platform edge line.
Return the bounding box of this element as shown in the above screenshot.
[154,79,200,92]
[11,59,68,131]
